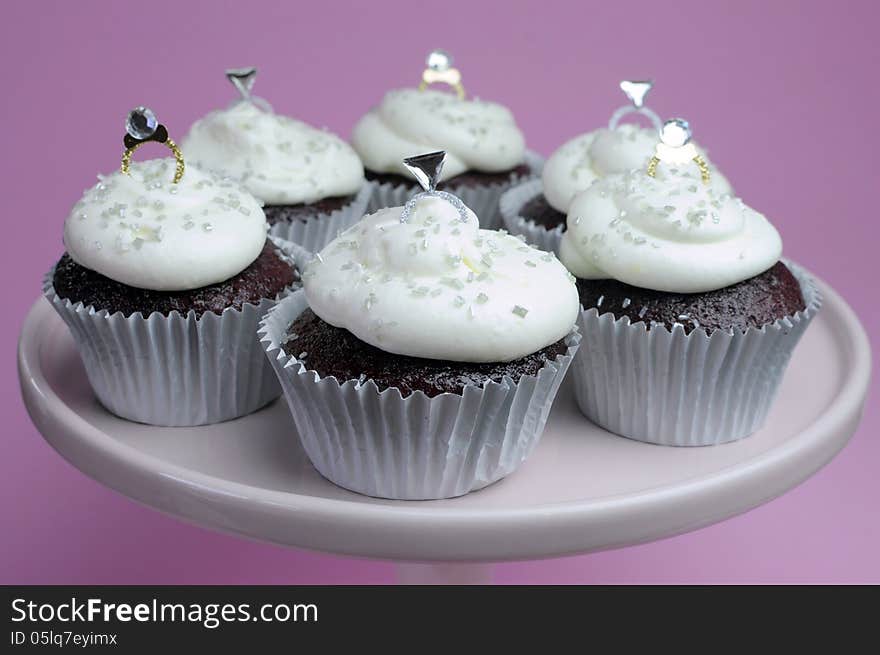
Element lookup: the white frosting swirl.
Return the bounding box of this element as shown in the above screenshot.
[558,167,781,293]
[351,88,526,180]
[63,159,268,291]
[543,124,732,213]
[303,196,578,363]
[181,101,364,205]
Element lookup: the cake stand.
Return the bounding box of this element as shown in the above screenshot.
[18,270,871,584]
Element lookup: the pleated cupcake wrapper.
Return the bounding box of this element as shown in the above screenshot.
[259,289,581,500]
[499,178,564,255]
[365,150,545,230]
[272,238,316,268]
[570,261,821,446]
[268,183,372,252]
[43,236,303,427]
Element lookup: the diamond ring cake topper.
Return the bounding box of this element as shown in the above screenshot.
[399,151,470,224]
[121,106,185,184]
[418,49,465,100]
[226,67,273,112]
[647,117,711,184]
[608,79,662,131]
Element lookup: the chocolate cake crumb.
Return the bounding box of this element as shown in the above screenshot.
[575,261,806,334]
[263,194,358,225]
[52,241,298,318]
[283,308,568,397]
[519,193,567,231]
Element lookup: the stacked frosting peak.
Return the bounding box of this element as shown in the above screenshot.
[63,159,268,291]
[182,101,364,205]
[352,88,526,180]
[559,166,781,293]
[303,195,579,362]
[543,124,732,214]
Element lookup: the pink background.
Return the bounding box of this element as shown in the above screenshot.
[4,1,877,583]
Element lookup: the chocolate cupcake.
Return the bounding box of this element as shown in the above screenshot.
[500,80,731,253]
[46,120,300,426]
[351,50,542,229]
[261,152,580,499]
[559,120,819,446]
[181,68,370,251]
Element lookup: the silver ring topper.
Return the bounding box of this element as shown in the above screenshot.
[608,79,662,132]
[399,151,469,224]
[226,67,273,112]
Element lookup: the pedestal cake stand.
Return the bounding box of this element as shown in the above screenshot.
[18,271,871,584]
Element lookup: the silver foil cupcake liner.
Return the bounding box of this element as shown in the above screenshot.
[259,289,581,500]
[569,261,821,446]
[43,237,302,427]
[500,178,564,255]
[268,183,371,252]
[366,150,544,230]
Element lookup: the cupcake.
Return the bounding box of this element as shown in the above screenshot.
[500,80,731,253]
[260,152,580,499]
[560,119,820,446]
[45,107,301,426]
[352,50,542,228]
[181,68,370,251]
